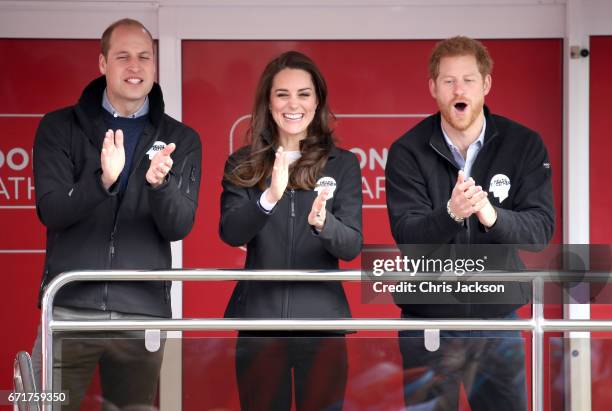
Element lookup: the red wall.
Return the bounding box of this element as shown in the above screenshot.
[0,40,100,395]
[181,39,563,410]
[589,35,612,409]
[590,37,612,245]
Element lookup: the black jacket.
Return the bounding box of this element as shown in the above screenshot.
[220,146,362,319]
[385,106,554,318]
[34,76,201,317]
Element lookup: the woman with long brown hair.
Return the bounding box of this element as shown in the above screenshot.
[219,50,362,411]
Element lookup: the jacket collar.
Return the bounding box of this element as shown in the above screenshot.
[429,105,499,158]
[328,144,340,159]
[76,76,164,125]
[74,76,164,150]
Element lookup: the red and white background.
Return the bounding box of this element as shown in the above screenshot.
[1,1,611,410]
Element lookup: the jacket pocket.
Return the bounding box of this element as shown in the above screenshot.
[187,166,196,195]
[175,155,197,200]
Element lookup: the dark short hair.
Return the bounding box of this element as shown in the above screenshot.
[100,18,154,58]
[429,36,493,80]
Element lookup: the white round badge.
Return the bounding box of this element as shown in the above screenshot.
[315,176,337,199]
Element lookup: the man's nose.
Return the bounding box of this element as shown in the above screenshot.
[127,58,140,71]
[453,82,466,96]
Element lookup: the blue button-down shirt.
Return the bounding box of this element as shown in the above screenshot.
[102,89,149,118]
[441,118,486,179]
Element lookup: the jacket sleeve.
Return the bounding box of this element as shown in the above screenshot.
[219,156,273,247]
[482,133,555,247]
[385,139,463,245]
[34,113,115,230]
[148,127,202,241]
[316,152,363,261]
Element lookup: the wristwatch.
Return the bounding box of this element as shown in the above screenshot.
[447,200,464,223]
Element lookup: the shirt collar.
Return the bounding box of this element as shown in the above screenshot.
[102,89,149,119]
[441,117,486,155]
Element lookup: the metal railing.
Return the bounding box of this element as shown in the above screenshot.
[39,269,612,411]
[13,351,40,411]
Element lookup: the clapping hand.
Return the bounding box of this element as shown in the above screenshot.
[100,129,125,190]
[308,188,329,232]
[265,146,290,203]
[146,143,176,188]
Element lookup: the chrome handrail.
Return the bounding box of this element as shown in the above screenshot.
[40,269,612,411]
[13,351,40,411]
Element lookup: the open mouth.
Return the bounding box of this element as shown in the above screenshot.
[454,102,468,112]
[125,78,143,85]
[283,113,304,120]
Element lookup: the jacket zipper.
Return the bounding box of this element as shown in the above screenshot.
[103,127,156,310]
[429,142,458,170]
[103,223,117,311]
[431,138,491,316]
[463,140,490,244]
[283,189,296,318]
[290,189,296,219]
[430,141,470,243]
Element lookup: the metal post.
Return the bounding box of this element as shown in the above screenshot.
[39,271,75,411]
[40,284,55,411]
[532,276,545,411]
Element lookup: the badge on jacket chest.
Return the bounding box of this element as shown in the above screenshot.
[489,174,511,203]
[146,141,167,159]
[315,176,337,199]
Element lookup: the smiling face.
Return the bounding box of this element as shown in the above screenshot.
[429,54,491,136]
[99,24,155,116]
[269,68,318,149]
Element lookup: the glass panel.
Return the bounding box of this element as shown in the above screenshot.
[35,333,163,411]
[549,334,612,411]
[181,333,529,411]
[40,330,612,410]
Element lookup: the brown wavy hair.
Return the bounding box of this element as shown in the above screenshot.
[225,51,335,190]
[429,36,493,80]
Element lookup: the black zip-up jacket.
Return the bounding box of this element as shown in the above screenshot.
[386,106,554,318]
[34,76,201,317]
[220,146,363,319]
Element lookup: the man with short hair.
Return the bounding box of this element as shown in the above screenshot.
[32,18,201,410]
[386,36,554,410]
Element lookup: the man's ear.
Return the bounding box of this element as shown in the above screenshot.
[483,74,492,96]
[428,78,437,99]
[99,53,107,75]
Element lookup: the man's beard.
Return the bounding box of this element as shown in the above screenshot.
[440,100,483,132]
